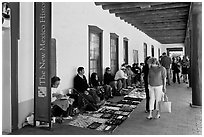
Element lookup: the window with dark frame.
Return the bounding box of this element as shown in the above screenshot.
[133,49,139,64]
[158,48,160,59]
[144,43,147,62]
[151,45,154,57]
[89,25,103,83]
[110,33,119,75]
[123,37,128,64]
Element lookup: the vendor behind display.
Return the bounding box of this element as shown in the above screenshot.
[114,66,128,91]
[51,76,74,119]
[74,67,103,111]
[90,72,112,100]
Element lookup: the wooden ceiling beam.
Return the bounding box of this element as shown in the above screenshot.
[157,38,185,40]
[145,30,186,35]
[159,40,184,44]
[151,36,185,44]
[99,2,168,10]
[151,35,185,39]
[140,26,186,31]
[128,20,187,27]
[109,2,190,14]
[150,34,186,38]
[133,23,186,30]
[118,6,189,16]
[123,15,188,23]
[125,18,187,25]
[154,39,184,44]
[95,2,123,6]
[115,8,189,17]
[137,25,186,31]
[131,22,186,29]
[154,39,185,44]
[119,12,188,19]
[137,21,186,26]
[94,2,127,6]
[148,32,186,37]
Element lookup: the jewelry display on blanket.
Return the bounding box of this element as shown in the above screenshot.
[68,87,145,132]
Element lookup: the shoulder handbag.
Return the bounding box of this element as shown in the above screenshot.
[160,94,171,113]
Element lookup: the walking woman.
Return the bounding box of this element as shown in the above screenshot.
[146,58,167,119]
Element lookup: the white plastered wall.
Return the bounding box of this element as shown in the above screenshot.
[2,27,12,133]
[18,2,34,128]
[52,2,162,91]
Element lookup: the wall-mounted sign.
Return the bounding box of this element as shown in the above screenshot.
[34,2,51,123]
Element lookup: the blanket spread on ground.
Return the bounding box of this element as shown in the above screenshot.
[68,87,145,132]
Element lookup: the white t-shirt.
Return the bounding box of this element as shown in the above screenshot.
[114,69,128,80]
[51,88,63,102]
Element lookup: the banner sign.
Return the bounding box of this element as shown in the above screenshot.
[34,2,51,122]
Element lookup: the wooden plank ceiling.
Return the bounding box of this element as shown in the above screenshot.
[95,2,191,44]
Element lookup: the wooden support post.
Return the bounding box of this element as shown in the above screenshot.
[10,2,20,132]
[188,34,192,87]
[191,2,202,106]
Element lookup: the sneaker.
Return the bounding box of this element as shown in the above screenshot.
[145,110,149,113]
[63,116,73,120]
[154,114,161,119]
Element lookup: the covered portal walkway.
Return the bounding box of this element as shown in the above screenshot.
[9,83,202,135]
[2,2,202,135]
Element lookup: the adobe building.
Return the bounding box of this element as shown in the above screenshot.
[2,2,201,134]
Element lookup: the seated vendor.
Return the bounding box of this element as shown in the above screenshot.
[74,67,103,111]
[125,65,134,87]
[114,66,128,93]
[90,72,112,100]
[104,67,117,95]
[51,76,74,119]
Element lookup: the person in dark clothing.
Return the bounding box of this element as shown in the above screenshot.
[132,63,142,85]
[181,56,190,83]
[90,72,100,87]
[136,63,142,83]
[172,58,180,84]
[90,72,112,100]
[104,67,115,85]
[131,63,137,84]
[74,67,89,93]
[73,67,101,110]
[142,56,151,113]
[160,52,172,85]
[104,67,117,95]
